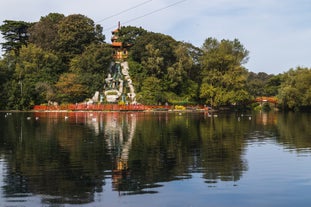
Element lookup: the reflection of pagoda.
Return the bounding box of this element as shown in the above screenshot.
[104,22,136,104]
[103,113,137,192]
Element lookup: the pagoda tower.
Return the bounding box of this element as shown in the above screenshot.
[104,22,136,104]
[111,22,130,60]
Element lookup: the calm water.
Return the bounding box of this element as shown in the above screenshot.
[0,111,311,207]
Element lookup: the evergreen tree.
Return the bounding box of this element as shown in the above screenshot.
[0,20,33,54]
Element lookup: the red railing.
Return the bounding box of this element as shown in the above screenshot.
[33,104,210,111]
[33,104,172,111]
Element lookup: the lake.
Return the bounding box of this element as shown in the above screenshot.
[0,111,311,207]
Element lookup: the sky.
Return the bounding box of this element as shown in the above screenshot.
[0,0,310,74]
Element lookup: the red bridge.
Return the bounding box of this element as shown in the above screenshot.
[254,96,278,104]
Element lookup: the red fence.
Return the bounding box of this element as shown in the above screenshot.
[33,104,172,111]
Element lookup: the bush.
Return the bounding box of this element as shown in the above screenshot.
[174,105,186,110]
[262,102,271,112]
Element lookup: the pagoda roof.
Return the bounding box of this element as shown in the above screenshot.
[111,42,122,47]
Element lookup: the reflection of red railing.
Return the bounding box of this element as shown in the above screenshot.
[33,104,173,111]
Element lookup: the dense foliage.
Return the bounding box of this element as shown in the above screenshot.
[199,38,250,107]
[0,13,310,110]
[277,67,311,111]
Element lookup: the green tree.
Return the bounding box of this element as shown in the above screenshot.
[0,44,62,109]
[165,42,199,103]
[246,72,280,97]
[137,77,163,105]
[0,58,8,109]
[199,38,250,107]
[0,51,18,109]
[128,59,145,93]
[247,72,270,97]
[16,44,62,82]
[69,43,113,97]
[264,74,281,96]
[166,43,190,92]
[55,73,87,103]
[28,13,65,51]
[0,20,33,54]
[180,42,203,82]
[131,32,177,69]
[13,44,62,108]
[56,14,104,62]
[129,31,201,104]
[141,44,164,78]
[278,67,311,111]
[118,25,147,45]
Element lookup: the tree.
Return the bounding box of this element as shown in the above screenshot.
[137,77,163,105]
[69,43,113,97]
[246,72,280,97]
[70,43,113,74]
[55,73,87,103]
[180,42,203,82]
[131,32,177,68]
[0,20,33,54]
[264,74,281,96]
[164,42,199,103]
[166,43,191,92]
[128,59,145,93]
[0,14,110,108]
[118,25,147,45]
[16,44,62,82]
[201,38,249,72]
[129,32,199,104]
[0,58,9,109]
[278,67,311,111]
[12,44,62,108]
[0,51,19,109]
[199,38,250,107]
[56,14,105,61]
[247,72,270,97]
[28,13,65,51]
[141,44,164,78]
[171,42,202,104]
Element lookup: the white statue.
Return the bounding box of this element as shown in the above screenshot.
[92,91,99,102]
[104,61,136,103]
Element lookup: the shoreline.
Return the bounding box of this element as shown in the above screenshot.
[1,108,211,113]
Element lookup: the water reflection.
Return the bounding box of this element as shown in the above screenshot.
[277,112,311,153]
[0,111,311,206]
[0,112,108,204]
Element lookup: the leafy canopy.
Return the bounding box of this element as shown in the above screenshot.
[199,38,250,107]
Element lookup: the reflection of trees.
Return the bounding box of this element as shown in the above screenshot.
[2,111,310,203]
[0,112,110,204]
[247,112,311,152]
[129,113,249,189]
[199,115,249,183]
[277,112,311,151]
